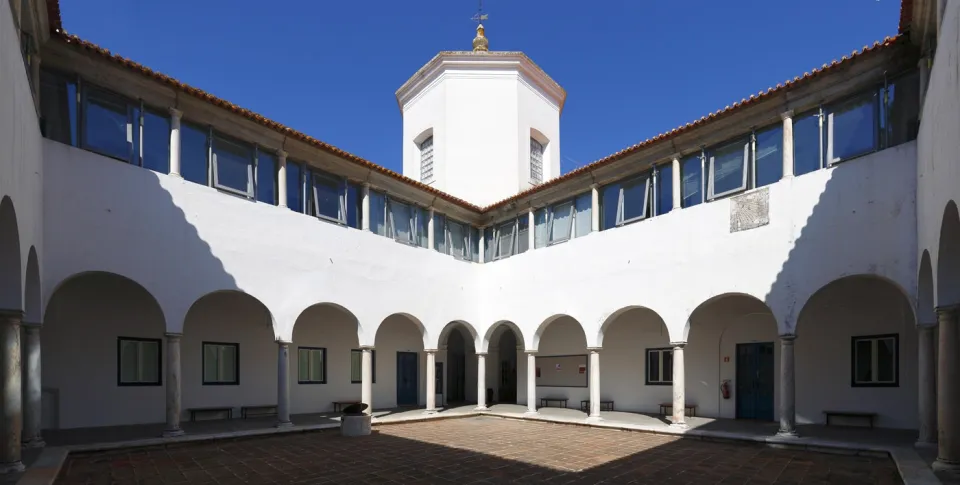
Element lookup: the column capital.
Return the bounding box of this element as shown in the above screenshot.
[476,352,488,357]
[937,305,959,322]
[779,334,797,342]
[669,341,686,349]
[587,347,602,352]
[918,322,938,330]
[424,348,438,354]
[168,107,183,119]
[276,340,292,346]
[276,149,287,161]
[525,349,538,355]
[670,153,682,162]
[164,332,183,339]
[21,321,41,328]
[362,182,371,189]
[360,345,375,351]
[780,109,795,120]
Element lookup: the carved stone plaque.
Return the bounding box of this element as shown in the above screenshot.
[730,188,769,233]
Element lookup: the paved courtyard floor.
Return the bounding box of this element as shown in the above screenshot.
[54,416,903,484]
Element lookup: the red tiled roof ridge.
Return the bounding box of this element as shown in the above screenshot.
[49,28,902,215]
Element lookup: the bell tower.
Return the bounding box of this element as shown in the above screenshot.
[395,10,566,207]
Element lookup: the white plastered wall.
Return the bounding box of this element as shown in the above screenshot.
[517,75,561,186]
[289,305,361,414]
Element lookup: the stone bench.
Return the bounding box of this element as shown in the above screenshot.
[241,404,277,419]
[580,400,614,412]
[188,406,232,422]
[659,403,697,417]
[539,397,568,409]
[824,410,877,428]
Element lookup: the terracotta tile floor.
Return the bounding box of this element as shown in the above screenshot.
[56,417,903,484]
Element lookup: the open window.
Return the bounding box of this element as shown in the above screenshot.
[212,133,255,198]
[707,137,750,200]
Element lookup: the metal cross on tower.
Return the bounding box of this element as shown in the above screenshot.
[471,0,488,25]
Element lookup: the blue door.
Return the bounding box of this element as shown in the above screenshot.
[396,352,418,407]
[736,342,775,421]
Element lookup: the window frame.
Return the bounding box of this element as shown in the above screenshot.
[210,131,255,198]
[680,151,705,208]
[826,90,880,166]
[445,218,471,261]
[707,136,751,200]
[850,334,899,388]
[311,170,348,224]
[201,341,240,386]
[297,346,327,384]
[547,199,576,245]
[616,172,652,226]
[116,337,162,387]
[351,349,376,384]
[386,197,427,247]
[494,219,517,260]
[645,347,673,386]
[419,136,434,184]
[80,84,137,164]
[255,147,278,205]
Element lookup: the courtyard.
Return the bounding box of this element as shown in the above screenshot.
[54,416,902,484]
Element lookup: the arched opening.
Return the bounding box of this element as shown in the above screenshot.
[0,197,22,312]
[437,321,478,407]
[374,314,426,409]
[918,251,935,325]
[533,315,588,408]
[686,293,778,421]
[289,303,360,415]
[795,275,916,429]
[44,272,166,429]
[24,247,40,324]
[483,321,525,406]
[182,290,275,420]
[938,201,960,307]
[598,306,670,413]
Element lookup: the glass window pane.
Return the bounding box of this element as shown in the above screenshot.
[140,341,160,383]
[220,345,237,383]
[470,226,480,262]
[120,340,139,383]
[256,151,277,204]
[448,221,466,259]
[550,201,573,242]
[886,72,920,147]
[142,110,170,174]
[497,221,514,258]
[877,338,896,382]
[181,123,209,186]
[286,162,303,212]
[433,214,446,253]
[311,349,324,382]
[574,192,592,237]
[390,200,413,242]
[299,349,309,380]
[347,183,361,229]
[600,183,620,230]
[203,344,218,382]
[855,339,873,383]
[420,136,434,183]
[830,94,877,162]
[622,177,648,222]
[662,350,673,383]
[417,207,429,248]
[656,164,673,216]
[370,190,387,236]
[530,138,544,184]
[755,125,783,188]
[681,154,702,208]
[484,226,496,261]
[84,87,131,162]
[517,216,529,254]
[710,139,748,197]
[794,111,822,176]
[351,350,362,382]
[647,351,659,383]
[213,136,253,194]
[534,208,548,248]
[40,70,78,146]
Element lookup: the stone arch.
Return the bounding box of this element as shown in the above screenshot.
[288,302,362,414]
[480,320,525,353]
[796,275,917,335]
[532,314,588,351]
[937,200,960,307]
[0,196,22,311]
[437,320,479,350]
[24,247,40,324]
[597,305,669,347]
[287,302,361,344]
[918,251,936,325]
[373,312,430,349]
[182,290,276,336]
[682,292,778,342]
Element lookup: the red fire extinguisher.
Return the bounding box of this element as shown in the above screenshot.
[720,380,731,400]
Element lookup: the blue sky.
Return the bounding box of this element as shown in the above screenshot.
[60,0,902,174]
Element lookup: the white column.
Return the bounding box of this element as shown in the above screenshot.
[276,341,292,427]
[670,342,686,428]
[277,150,288,208]
[21,323,42,448]
[361,184,371,231]
[478,229,486,263]
[361,346,374,415]
[425,350,437,414]
[936,307,960,471]
[168,108,183,178]
[0,311,23,473]
[163,332,184,437]
[777,334,797,437]
[590,185,600,232]
[427,208,435,249]
[671,156,681,211]
[918,324,937,447]
[525,351,537,415]
[475,353,487,410]
[528,210,535,250]
[781,111,794,178]
[587,348,601,420]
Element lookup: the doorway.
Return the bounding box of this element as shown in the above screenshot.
[497,330,518,403]
[735,342,775,421]
[396,351,418,407]
[447,328,468,403]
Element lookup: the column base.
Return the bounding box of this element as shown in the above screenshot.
[586,415,603,423]
[0,462,25,474]
[775,430,799,438]
[275,420,293,429]
[162,428,185,438]
[474,405,488,411]
[524,410,539,416]
[21,438,45,449]
[933,459,960,473]
[423,409,438,415]
[669,421,688,430]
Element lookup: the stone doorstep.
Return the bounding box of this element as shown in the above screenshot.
[14,410,942,485]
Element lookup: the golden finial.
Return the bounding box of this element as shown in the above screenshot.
[471,1,489,52]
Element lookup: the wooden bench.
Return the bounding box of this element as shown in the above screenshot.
[333,401,360,413]
[824,410,877,428]
[659,403,697,417]
[580,400,614,412]
[539,397,568,409]
[188,406,232,422]
[240,404,277,419]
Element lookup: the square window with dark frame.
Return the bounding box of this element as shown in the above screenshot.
[298,347,326,384]
[851,334,898,387]
[202,342,239,385]
[117,337,161,386]
[645,348,673,385]
[351,349,376,383]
